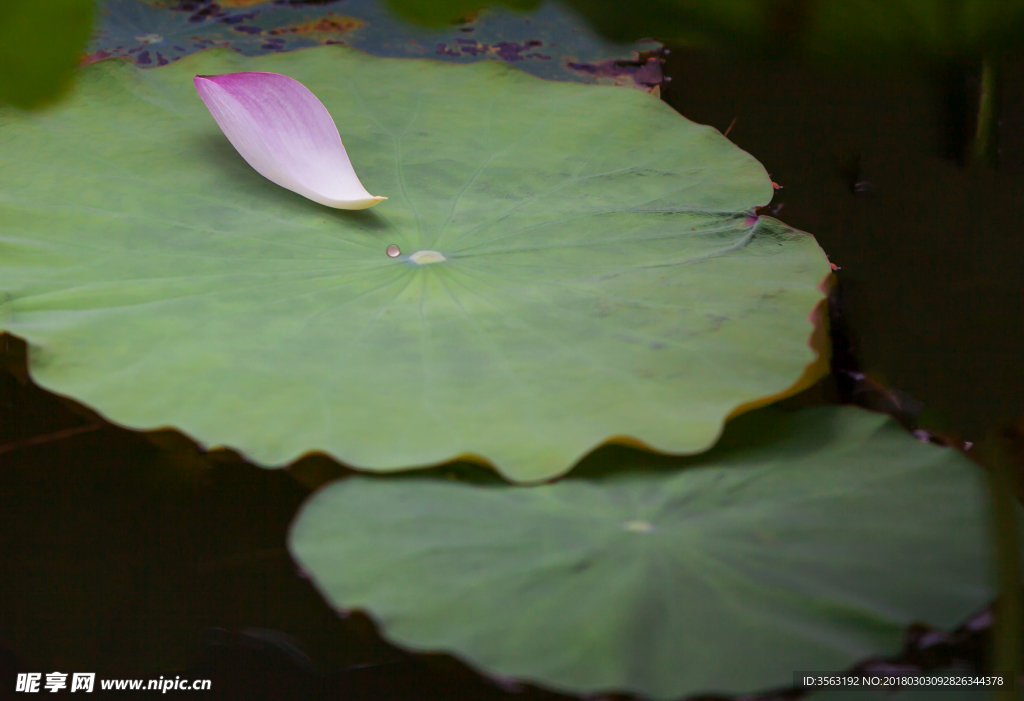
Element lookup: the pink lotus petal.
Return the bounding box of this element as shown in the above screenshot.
[194,72,386,210]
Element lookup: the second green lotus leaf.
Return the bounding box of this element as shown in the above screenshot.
[290,407,1005,699]
[0,46,827,481]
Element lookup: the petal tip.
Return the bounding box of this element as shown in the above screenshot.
[340,195,386,211]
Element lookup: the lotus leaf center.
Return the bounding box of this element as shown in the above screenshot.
[622,520,656,534]
[409,250,446,265]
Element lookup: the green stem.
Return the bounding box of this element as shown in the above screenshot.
[972,53,1001,168]
[988,433,1021,701]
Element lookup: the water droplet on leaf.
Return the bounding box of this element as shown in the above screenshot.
[409,250,446,265]
[386,245,401,257]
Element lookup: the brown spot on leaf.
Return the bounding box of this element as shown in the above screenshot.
[435,39,550,62]
[453,10,480,25]
[566,49,666,94]
[79,50,111,67]
[267,14,364,36]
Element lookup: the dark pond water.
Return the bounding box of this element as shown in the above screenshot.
[662,49,1024,442]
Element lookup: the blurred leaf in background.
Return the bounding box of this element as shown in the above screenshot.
[559,0,769,50]
[804,0,1024,65]
[89,0,663,90]
[0,0,94,109]
[386,0,1024,63]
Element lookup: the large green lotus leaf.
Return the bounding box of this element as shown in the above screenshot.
[0,46,828,481]
[289,406,1005,699]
